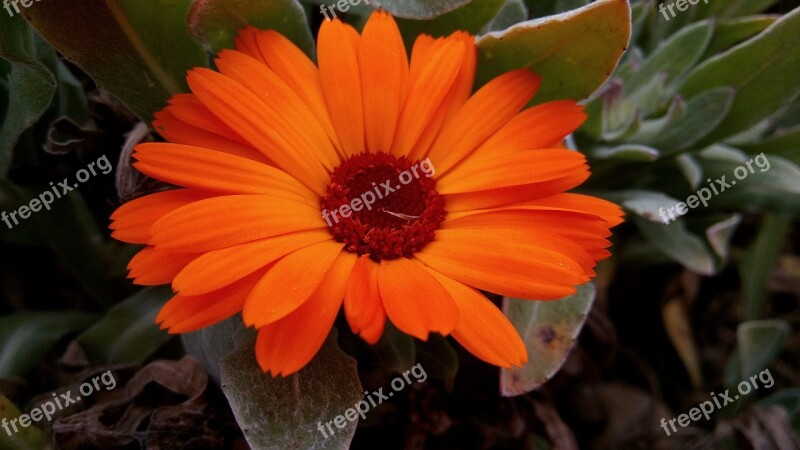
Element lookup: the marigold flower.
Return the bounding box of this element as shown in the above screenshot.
[110,11,624,376]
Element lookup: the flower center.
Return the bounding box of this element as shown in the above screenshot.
[321,152,445,261]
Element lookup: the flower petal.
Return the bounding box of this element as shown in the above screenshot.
[475,100,587,157]
[391,39,465,157]
[243,240,344,327]
[427,268,526,368]
[238,28,344,154]
[128,246,199,286]
[132,143,316,203]
[157,270,264,334]
[359,11,409,153]
[426,69,541,172]
[186,68,329,195]
[344,255,382,336]
[173,229,333,296]
[415,232,589,300]
[318,19,365,156]
[255,252,357,376]
[214,49,340,171]
[377,257,458,340]
[149,195,324,252]
[438,149,588,194]
[152,109,267,162]
[110,189,209,244]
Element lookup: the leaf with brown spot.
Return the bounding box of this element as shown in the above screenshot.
[500,283,596,397]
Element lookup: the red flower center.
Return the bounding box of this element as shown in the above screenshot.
[321,152,446,261]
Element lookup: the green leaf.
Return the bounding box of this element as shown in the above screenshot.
[0,312,98,378]
[760,389,800,420]
[220,329,363,450]
[591,143,660,161]
[187,0,315,57]
[396,0,505,46]
[676,153,704,189]
[370,0,472,19]
[0,394,46,450]
[697,150,800,214]
[371,321,416,374]
[481,0,528,33]
[0,17,57,177]
[680,6,800,143]
[525,0,589,18]
[738,214,791,321]
[416,334,458,385]
[705,214,741,260]
[475,0,631,104]
[651,87,736,155]
[626,20,714,100]
[740,124,800,165]
[0,181,116,307]
[77,287,172,364]
[182,316,245,383]
[611,190,682,223]
[500,283,595,396]
[703,15,778,58]
[632,216,717,275]
[25,0,208,121]
[736,320,790,380]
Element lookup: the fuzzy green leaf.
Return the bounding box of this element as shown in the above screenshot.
[476,0,631,104]
[187,0,315,57]
[500,283,595,396]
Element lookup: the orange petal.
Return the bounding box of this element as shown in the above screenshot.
[427,269,526,368]
[438,149,588,194]
[132,142,316,204]
[344,255,382,335]
[476,100,587,157]
[173,229,333,296]
[359,306,387,344]
[128,246,199,286]
[377,257,458,340]
[407,31,477,161]
[243,240,344,327]
[415,233,588,300]
[444,208,613,261]
[152,109,267,163]
[359,11,409,153]
[164,94,249,144]
[186,68,329,196]
[110,189,209,244]
[243,29,344,154]
[255,252,357,376]
[318,19,364,156]
[434,227,597,277]
[522,193,625,227]
[442,170,590,213]
[427,69,541,173]
[157,270,264,334]
[214,49,340,171]
[149,195,324,252]
[391,39,465,157]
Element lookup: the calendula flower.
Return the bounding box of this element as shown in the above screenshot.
[110,11,623,376]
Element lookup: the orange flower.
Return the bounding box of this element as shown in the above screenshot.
[110,11,623,376]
